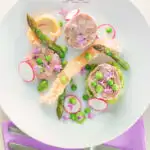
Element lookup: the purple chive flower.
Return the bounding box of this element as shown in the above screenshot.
[68,104,73,111]
[32,48,40,54]
[58,8,68,17]
[104,72,113,80]
[77,35,87,45]
[46,65,50,70]
[80,67,86,75]
[63,114,70,120]
[104,87,113,94]
[99,80,106,87]
[78,116,83,120]
[88,113,95,119]
[33,65,41,74]
[54,65,62,72]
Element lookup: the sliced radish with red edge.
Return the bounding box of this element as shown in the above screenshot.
[65,9,80,21]
[88,98,108,112]
[97,24,116,39]
[19,61,35,82]
[64,95,81,114]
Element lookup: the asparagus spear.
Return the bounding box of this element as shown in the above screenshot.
[27,14,65,59]
[56,90,66,120]
[93,44,130,70]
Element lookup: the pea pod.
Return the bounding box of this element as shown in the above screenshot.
[27,14,66,59]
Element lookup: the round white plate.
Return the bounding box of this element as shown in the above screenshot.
[0,0,150,149]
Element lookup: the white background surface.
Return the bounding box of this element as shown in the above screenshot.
[0,0,150,149]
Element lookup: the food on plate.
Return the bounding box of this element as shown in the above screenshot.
[19,9,130,124]
[64,13,97,49]
[86,63,124,102]
[19,60,35,82]
[88,98,108,111]
[41,38,129,104]
[27,14,67,59]
[27,14,61,44]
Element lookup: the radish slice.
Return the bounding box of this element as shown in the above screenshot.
[64,95,81,114]
[19,61,35,82]
[97,24,116,39]
[88,98,108,112]
[65,9,80,21]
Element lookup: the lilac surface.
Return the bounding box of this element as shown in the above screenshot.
[2,119,146,150]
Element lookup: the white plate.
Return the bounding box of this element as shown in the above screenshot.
[0,0,150,149]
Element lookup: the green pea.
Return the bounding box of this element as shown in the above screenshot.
[45,55,52,62]
[85,64,91,71]
[91,81,97,87]
[84,108,91,114]
[70,114,76,121]
[95,72,103,80]
[96,85,103,93]
[36,58,43,65]
[112,84,119,91]
[71,84,77,91]
[37,80,48,92]
[85,53,92,61]
[59,21,63,27]
[82,94,89,101]
[69,97,77,105]
[106,27,112,33]
[62,60,68,67]
[107,79,114,86]
[60,75,67,84]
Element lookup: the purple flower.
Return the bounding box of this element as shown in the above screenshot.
[58,9,68,17]
[104,87,113,94]
[104,72,113,80]
[54,65,62,72]
[88,113,95,119]
[99,80,106,87]
[63,114,70,120]
[33,65,41,74]
[32,48,40,54]
[78,116,83,120]
[46,65,50,70]
[68,104,73,111]
[77,35,87,45]
[80,67,86,75]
